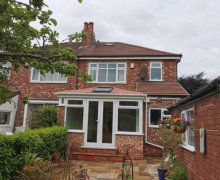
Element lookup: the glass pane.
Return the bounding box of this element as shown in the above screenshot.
[187,111,194,146]
[150,109,161,125]
[68,100,83,105]
[118,64,125,68]
[118,70,124,82]
[58,74,66,81]
[90,64,97,68]
[87,101,98,143]
[181,113,186,142]
[98,69,107,82]
[118,109,139,132]
[32,69,39,80]
[119,101,138,106]
[107,69,116,82]
[151,62,161,68]
[90,70,96,81]
[102,102,113,143]
[99,64,107,68]
[108,64,116,68]
[40,72,58,81]
[66,107,83,130]
[0,112,10,125]
[151,69,161,80]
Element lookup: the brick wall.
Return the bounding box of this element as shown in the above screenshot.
[115,134,144,160]
[68,132,84,152]
[171,92,220,180]
[9,59,178,127]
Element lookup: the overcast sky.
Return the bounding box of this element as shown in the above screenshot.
[44,0,220,79]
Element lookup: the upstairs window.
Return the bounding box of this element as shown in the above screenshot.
[150,62,162,81]
[0,62,11,79]
[89,63,126,83]
[31,69,66,83]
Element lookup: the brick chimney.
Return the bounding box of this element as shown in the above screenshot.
[82,22,96,48]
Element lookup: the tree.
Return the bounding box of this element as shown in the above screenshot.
[178,72,209,94]
[0,0,90,103]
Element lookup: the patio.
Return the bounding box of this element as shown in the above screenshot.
[70,157,161,180]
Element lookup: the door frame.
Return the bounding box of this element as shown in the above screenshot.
[84,99,116,148]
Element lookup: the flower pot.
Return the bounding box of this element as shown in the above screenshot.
[171,126,186,133]
[158,168,168,180]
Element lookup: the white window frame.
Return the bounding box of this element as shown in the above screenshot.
[150,62,162,81]
[181,108,195,151]
[30,68,67,83]
[0,111,11,126]
[149,108,170,128]
[64,99,86,133]
[116,100,143,135]
[0,62,11,79]
[88,63,127,83]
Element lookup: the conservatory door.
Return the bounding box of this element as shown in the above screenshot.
[85,100,114,147]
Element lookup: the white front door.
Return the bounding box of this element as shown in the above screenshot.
[84,100,115,147]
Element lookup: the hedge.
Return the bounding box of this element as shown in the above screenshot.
[0,126,67,180]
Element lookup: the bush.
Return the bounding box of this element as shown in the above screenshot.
[0,126,67,180]
[40,105,58,128]
[166,162,188,180]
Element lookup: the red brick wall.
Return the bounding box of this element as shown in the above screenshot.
[57,106,65,124]
[144,99,178,156]
[115,134,144,159]
[171,92,220,180]
[9,59,178,127]
[67,132,84,152]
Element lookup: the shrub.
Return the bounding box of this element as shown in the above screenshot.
[0,126,67,180]
[40,105,58,128]
[166,162,188,180]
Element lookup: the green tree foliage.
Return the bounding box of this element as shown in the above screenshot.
[40,105,57,128]
[0,0,91,103]
[178,72,210,94]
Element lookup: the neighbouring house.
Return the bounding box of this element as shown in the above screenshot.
[168,76,220,179]
[3,22,188,160]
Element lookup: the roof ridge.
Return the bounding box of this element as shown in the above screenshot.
[115,42,181,56]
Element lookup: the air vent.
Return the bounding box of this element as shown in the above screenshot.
[93,87,113,93]
[105,42,114,46]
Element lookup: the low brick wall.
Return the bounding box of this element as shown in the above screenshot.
[68,132,84,152]
[115,134,144,160]
[144,143,162,157]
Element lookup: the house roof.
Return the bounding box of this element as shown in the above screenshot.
[136,81,189,96]
[60,42,182,58]
[0,90,20,105]
[55,87,146,98]
[168,76,220,111]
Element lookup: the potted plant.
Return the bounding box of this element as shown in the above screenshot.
[171,118,190,133]
[155,128,182,180]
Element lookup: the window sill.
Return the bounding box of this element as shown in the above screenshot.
[30,81,67,84]
[67,129,85,133]
[180,144,195,152]
[115,131,144,136]
[88,82,127,84]
[149,125,159,128]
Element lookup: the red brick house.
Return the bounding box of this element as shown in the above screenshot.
[2,22,188,160]
[168,76,220,179]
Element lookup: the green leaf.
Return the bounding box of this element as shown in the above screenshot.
[78,0,83,3]
[50,18,57,26]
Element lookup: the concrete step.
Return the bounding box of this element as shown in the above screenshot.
[80,148,117,155]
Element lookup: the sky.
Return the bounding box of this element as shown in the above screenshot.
[43,0,220,79]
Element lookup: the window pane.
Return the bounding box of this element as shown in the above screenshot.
[90,70,97,81]
[66,107,83,130]
[98,69,107,82]
[68,100,83,105]
[32,69,39,80]
[151,69,161,80]
[108,64,116,68]
[119,101,138,106]
[187,111,194,146]
[118,64,125,68]
[58,74,66,81]
[118,70,124,81]
[107,69,116,82]
[151,63,161,68]
[181,113,186,142]
[99,64,107,68]
[40,72,58,81]
[90,64,97,68]
[118,109,139,132]
[150,109,161,125]
[0,112,10,125]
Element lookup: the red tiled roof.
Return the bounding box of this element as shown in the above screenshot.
[60,42,181,58]
[137,82,188,96]
[55,87,145,96]
[0,90,20,105]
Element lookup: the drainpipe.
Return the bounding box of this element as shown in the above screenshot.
[75,57,80,90]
